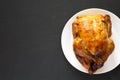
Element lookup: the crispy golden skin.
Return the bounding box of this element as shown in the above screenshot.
[72,14,114,74]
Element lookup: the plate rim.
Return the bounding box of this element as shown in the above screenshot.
[61,8,120,74]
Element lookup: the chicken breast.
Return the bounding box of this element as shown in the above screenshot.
[72,14,114,74]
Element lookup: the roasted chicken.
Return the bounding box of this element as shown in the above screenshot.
[72,14,114,74]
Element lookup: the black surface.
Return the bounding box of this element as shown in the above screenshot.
[0,0,120,80]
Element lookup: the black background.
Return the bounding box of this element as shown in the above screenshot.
[0,0,120,80]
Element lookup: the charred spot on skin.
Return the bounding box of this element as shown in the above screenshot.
[77,16,82,19]
[94,51,101,57]
[101,20,106,23]
[88,60,96,74]
[104,15,111,21]
[72,22,79,38]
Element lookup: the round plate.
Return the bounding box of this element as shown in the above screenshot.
[61,8,120,74]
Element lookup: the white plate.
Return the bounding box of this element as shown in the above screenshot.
[61,8,120,74]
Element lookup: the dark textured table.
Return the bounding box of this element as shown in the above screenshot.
[0,0,120,80]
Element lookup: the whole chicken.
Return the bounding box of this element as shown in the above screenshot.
[72,14,114,74]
